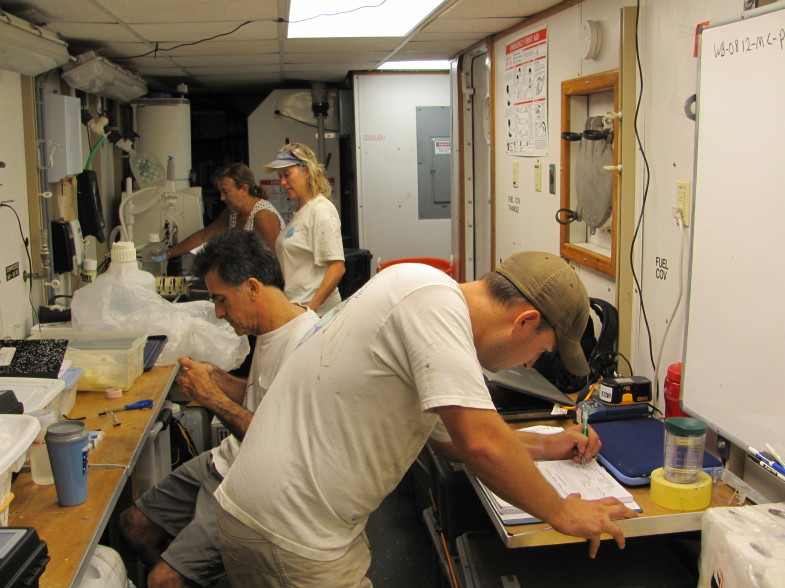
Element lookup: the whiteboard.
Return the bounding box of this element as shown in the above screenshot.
[683,3,785,454]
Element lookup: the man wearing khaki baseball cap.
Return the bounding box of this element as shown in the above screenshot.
[216,252,638,587]
[495,251,591,377]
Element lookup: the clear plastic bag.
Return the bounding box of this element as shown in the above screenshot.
[71,279,248,371]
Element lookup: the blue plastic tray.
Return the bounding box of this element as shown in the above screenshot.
[143,335,167,371]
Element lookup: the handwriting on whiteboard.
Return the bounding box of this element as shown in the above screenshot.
[712,28,785,57]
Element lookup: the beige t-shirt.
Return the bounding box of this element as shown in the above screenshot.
[215,264,495,561]
[275,195,344,315]
[210,307,318,477]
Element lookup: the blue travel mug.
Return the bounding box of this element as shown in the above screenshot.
[45,421,89,506]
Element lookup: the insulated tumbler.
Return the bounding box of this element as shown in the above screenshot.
[45,420,89,506]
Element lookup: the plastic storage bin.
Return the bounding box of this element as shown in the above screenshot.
[0,378,65,416]
[31,328,146,391]
[0,415,40,525]
[58,366,83,418]
[132,404,172,499]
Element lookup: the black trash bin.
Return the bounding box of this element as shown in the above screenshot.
[339,248,372,299]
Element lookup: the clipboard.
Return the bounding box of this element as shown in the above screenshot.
[593,417,722,486]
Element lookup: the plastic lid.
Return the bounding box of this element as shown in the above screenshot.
[148,233,160,243]
[45,420,87,441]
[666,362,682,383]
[664,416,707,437]
[60,366,83,389]
[30,409,57,428]
[83,258,98,271]
[111,241,137,263]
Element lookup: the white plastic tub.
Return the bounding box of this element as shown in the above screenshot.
[0,414,40,525]
[0,377,65,415]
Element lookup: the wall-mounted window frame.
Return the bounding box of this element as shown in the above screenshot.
[559,69,619,277]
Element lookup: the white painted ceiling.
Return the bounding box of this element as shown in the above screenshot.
[1,0,561,94]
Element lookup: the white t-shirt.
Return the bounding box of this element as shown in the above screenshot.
[215,264,496,561]
[210,307,318,477]
[274,194,344,315]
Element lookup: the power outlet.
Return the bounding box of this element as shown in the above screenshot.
[534,161,542,192]
[676,181,691,227]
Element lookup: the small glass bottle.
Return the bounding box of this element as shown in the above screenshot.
[80,258,98,286]
[29,409,57,485]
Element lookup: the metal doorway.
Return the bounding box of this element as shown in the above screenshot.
[461,48,492,280]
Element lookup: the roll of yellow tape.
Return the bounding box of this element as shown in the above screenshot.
[650,467,712,510]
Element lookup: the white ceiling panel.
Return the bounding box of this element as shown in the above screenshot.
[1,0,110,22]
[158,54,282,67]
[445,0,554,18]
[127,20,278,43]
[181,64,283,75]
[1,0,562,93]
[422,17,523,34]
[98,0,279,23]
[44,22,142,42]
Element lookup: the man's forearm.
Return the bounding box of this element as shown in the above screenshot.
[209,369,247,405]
[438,406,565,525]
[209,393,253,440]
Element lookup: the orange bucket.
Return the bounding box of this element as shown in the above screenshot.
[377,257,454,277]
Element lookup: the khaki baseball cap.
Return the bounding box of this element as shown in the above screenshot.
[496,252,590,376]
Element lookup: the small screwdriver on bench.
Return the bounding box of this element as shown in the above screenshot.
[98,399,153,415]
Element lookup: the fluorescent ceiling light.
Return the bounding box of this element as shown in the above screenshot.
[62,51,148,103]
[377,60,450,70]
[288,0,444,38]
[0,10,70,76]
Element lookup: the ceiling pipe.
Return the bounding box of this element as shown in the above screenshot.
[310,81,328,164]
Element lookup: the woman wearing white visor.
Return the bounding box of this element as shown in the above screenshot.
[263,143,345,316]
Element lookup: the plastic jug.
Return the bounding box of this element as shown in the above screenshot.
[95,241,156,291]
[139,233,168,277]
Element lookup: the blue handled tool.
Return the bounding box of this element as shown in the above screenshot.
[99,399,153,415]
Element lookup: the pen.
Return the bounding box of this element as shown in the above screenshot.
[747,453,785,483]
[765,443,785,470]
[748,446,785,476]
[581,408,589,466]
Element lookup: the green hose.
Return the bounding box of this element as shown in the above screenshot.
[84,135,106,171]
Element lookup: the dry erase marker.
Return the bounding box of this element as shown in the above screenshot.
[581,409,589,466]
[749,446,785,476]
[765,443,785,470]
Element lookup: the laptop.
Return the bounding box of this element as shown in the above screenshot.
[483,367,576,421]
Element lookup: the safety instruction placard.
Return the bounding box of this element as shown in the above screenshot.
[504,27,549,157]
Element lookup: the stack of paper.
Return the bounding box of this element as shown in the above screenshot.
[478,459,641,525]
